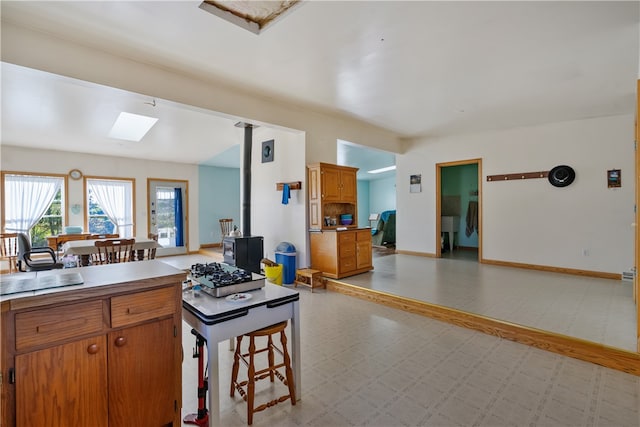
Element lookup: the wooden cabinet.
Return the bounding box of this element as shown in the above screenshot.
[308,163,358,230]
[310,229,373,279]
[16,335,108,427]
[1,262,184,427]
[46,233,90,251]
[107,318,176,426]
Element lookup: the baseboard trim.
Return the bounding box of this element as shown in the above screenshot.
[199,243,221,249]
[482,258,621,280]
[395,249,436,258]
[393,250,620,280]
[325,279,640,376]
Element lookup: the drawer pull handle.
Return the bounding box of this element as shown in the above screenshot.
[127,307,151,315]
[115,336,127,347]
[87,344,99,354]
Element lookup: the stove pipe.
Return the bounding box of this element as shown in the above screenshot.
[237,122,254,237]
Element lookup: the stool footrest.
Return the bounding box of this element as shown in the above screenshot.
[254,395,293,414]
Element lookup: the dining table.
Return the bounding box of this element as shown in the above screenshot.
[61,237,159,266]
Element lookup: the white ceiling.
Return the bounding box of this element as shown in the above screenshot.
[1,1,638,175]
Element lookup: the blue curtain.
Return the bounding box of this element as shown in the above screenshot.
[174,188,184,247]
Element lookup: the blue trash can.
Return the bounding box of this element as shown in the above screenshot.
[275,242,296,285]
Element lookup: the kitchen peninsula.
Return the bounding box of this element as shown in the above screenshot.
[0,261,185,426]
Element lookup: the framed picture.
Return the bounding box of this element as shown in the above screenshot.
[262,139,274,163]
[410,174,421,193]
[607,169,621,188]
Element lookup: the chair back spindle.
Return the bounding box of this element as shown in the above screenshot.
[219,219,233,245]
[94,239,135,264]
[0,233,19,273]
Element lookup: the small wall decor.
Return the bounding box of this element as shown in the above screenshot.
[262,139,274,163]
[487,171,548,181]
[69,169,83,180]
[410,174,421,193]
[548,165,575,188]
[607,169,621,188]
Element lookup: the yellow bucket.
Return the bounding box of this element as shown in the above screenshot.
[264,264,283,285]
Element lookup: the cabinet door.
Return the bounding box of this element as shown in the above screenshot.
[108,318,177,426]
[338,232,357,274]
[356,230,372,270]
[339,169,357,203]
[322,166,342,202]
[16,336,108,427]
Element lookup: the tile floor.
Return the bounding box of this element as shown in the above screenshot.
[338,249,637,352]
[180,289,640,426]
[175,250,640,426]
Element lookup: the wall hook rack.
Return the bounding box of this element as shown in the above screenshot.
[276,181,302,191]
[487,171,548,182]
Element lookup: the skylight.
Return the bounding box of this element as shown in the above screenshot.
[108,112,158,142]
[368,165,396,174]
[199,0,302,34]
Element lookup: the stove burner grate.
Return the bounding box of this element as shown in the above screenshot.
[190,262,254,288]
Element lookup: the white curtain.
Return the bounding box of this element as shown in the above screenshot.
[4,175,62,235]
[88,180,133,238]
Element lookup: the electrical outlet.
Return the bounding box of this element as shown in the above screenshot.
[582,248,590,256]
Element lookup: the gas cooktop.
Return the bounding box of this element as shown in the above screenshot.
[188,262,264,298]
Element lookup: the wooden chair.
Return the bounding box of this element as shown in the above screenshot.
[230,321,296,425]
[1,233,19,273]
[219,219,233,245]
[133,233,158,261]
[94,239,135,264]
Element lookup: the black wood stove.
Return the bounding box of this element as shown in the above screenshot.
[222,235,264,274]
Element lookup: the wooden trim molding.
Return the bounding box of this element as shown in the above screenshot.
[395,249,437,258]
[487,171,548,182]
[482,258,621,280]
[325,280,640,376]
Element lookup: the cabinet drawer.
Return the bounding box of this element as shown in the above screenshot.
[15,300,104,351]
[339,243,356,257]
[356,230,371,241]
[111,287,176,328]
[338,256,356,273]
[338,232,355,244]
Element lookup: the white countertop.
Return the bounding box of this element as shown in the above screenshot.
[1,260,185,301]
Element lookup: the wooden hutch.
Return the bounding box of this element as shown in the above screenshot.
[307,162,373,279]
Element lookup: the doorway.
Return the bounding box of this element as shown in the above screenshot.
[436,159,482,260]
[147,179,188,256]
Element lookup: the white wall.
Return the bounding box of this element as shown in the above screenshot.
[1,146,200,250]
[398,114,635,274]
[249,127,307,268]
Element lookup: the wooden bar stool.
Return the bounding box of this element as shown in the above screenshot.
[230,321,296,425]
[294,268,324,293]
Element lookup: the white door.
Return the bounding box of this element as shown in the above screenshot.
[148,179,188,256]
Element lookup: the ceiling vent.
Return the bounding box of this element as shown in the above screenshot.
[199,0,302,34]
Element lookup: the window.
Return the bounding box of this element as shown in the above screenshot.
[86,178,134,238]
[2,173,65,247]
